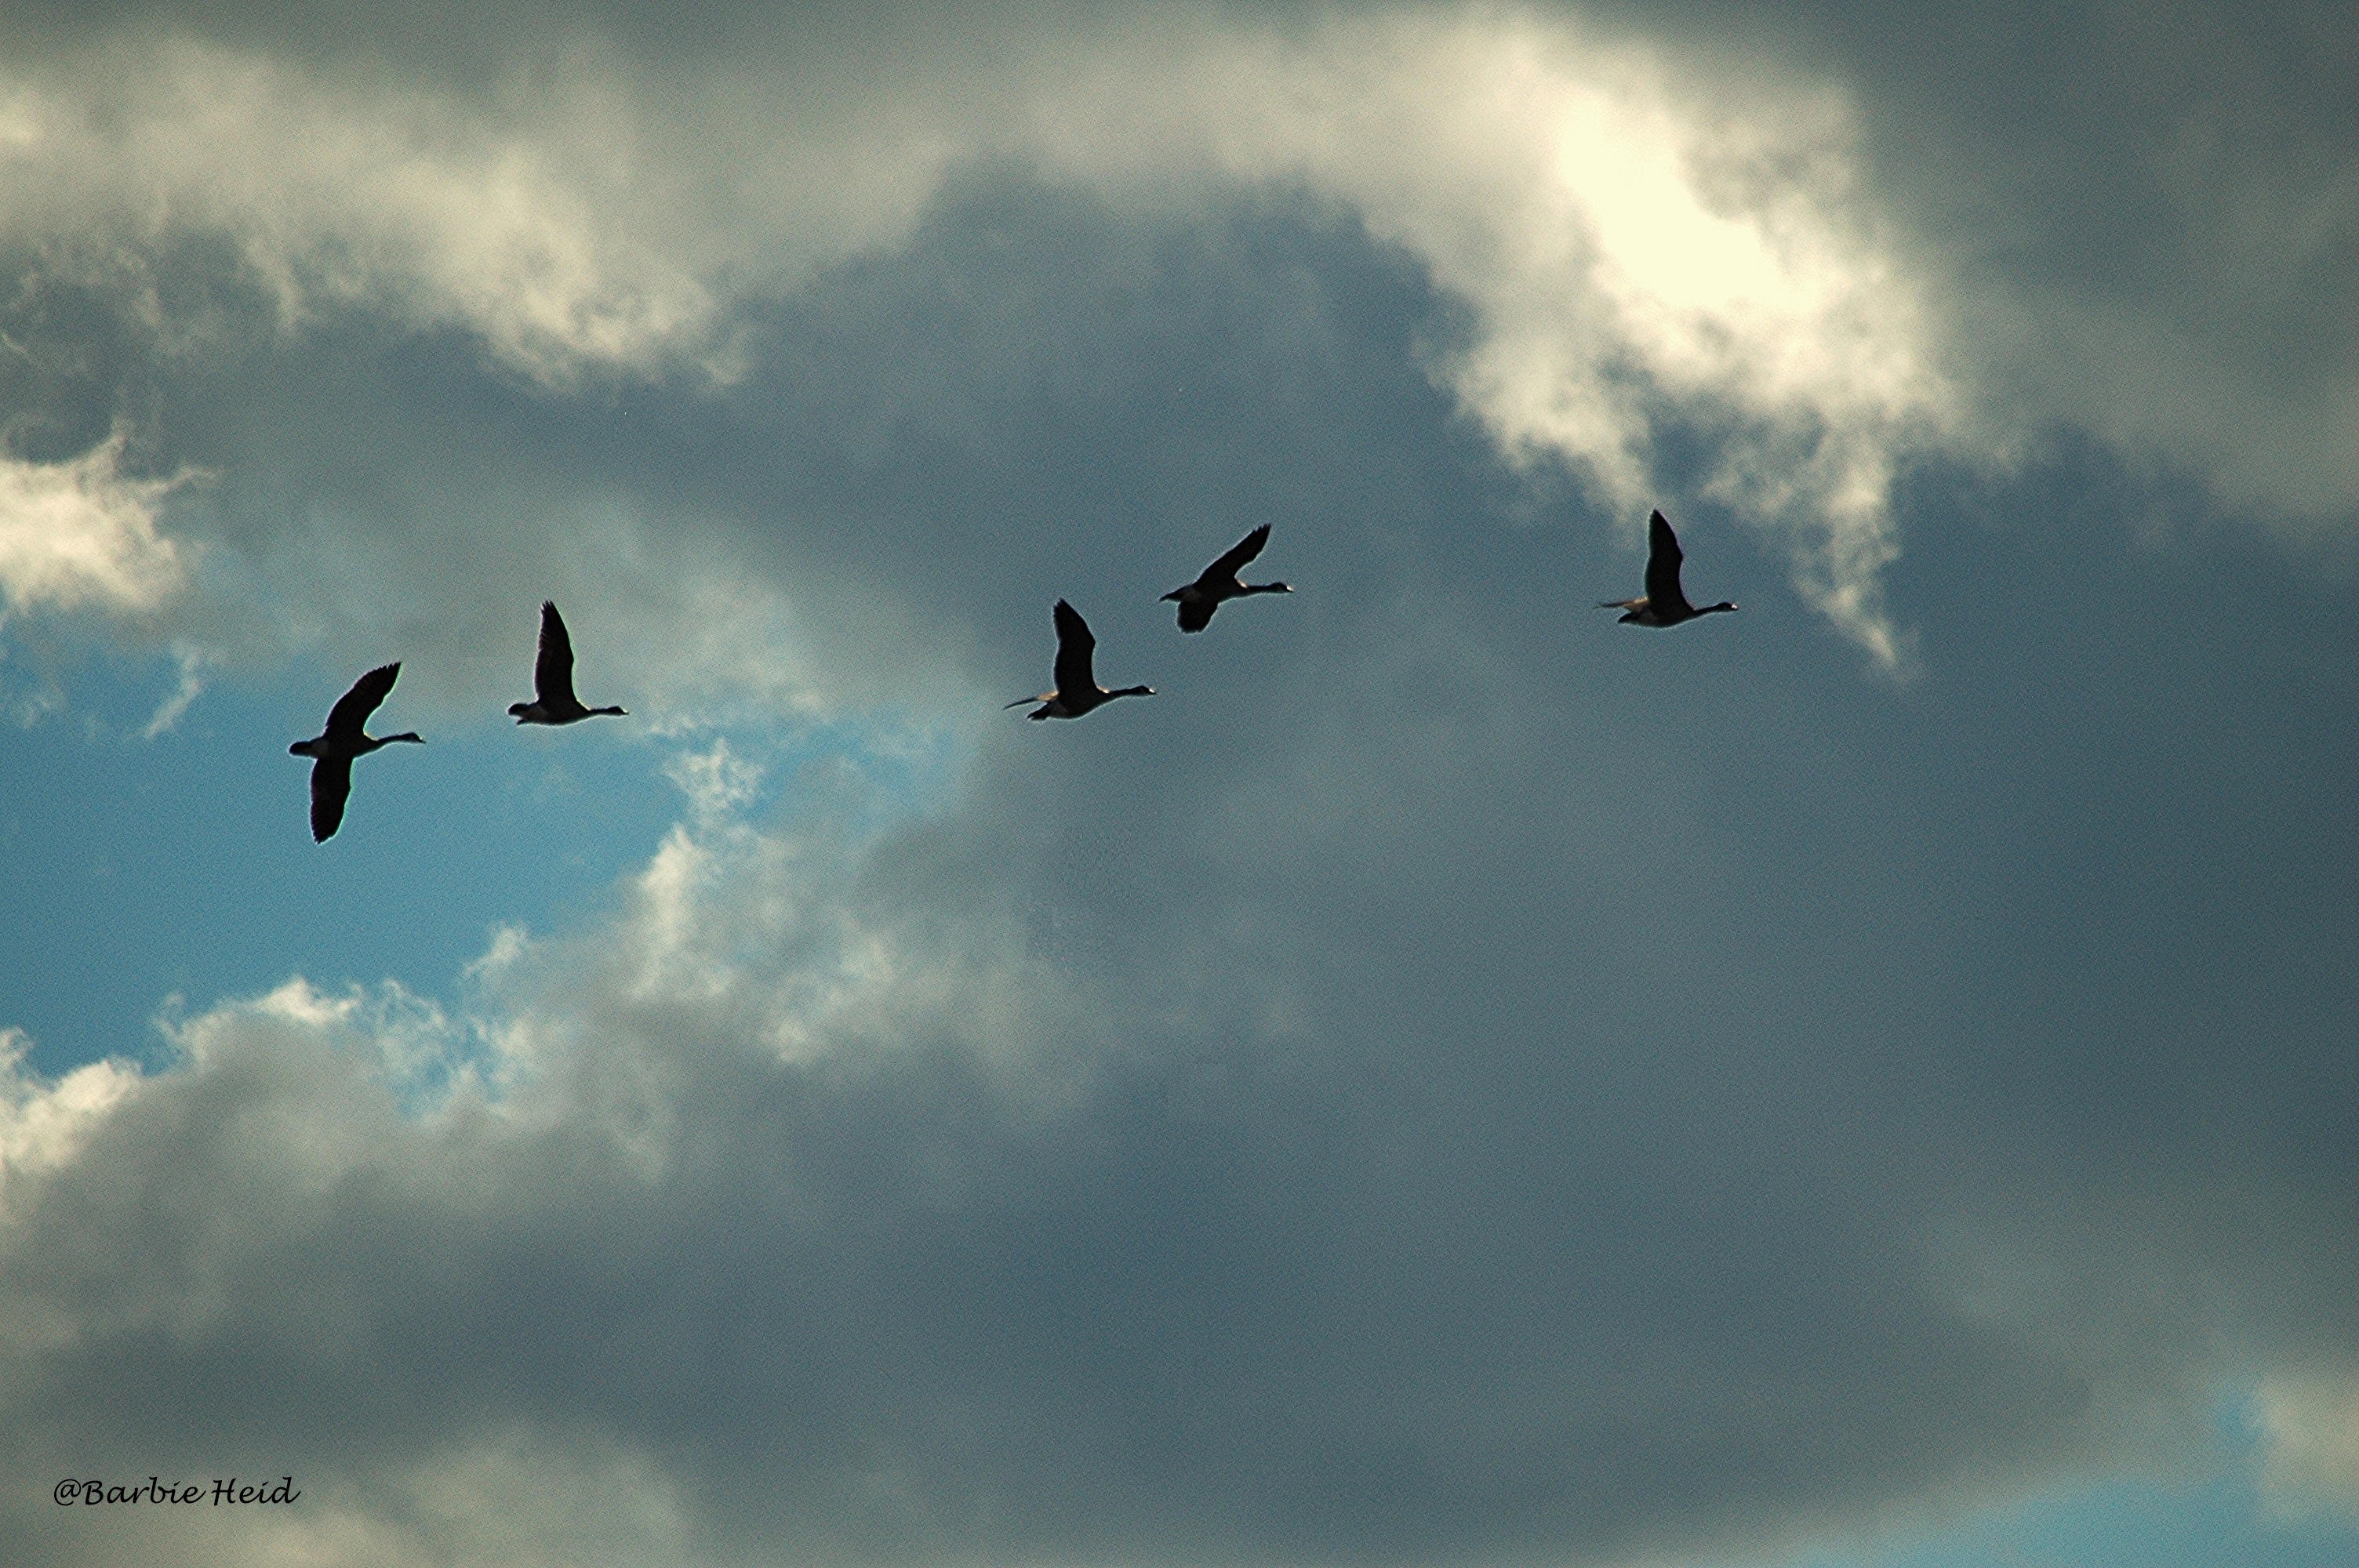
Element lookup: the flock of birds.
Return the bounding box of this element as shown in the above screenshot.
[289,600,627,841]
[289,510,1732,840]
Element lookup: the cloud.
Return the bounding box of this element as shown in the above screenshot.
[135,641,209,737]
[0,38,722,383]
[0,760,1103,1566]
[2255,1370,2359,1519]
[4,2,2353,688]
[1739,0,2359,535]
[29,1430,692,1568]
[0,1031,138,1213]
[0,429,191,620]
[1017,9,1957,663]
[6,503,2354,1566]
[1,6,2354,1565]
[0,6,1968,665]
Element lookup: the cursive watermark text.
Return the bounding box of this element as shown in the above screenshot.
[55,1476,299,1507]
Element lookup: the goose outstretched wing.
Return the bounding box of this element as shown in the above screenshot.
[1051,600,1097,698]
[534,602,580,707]
[310,757,354,842]
[1641,511,1692,618]
[325,663,402,742]
[1205,524,1270,584]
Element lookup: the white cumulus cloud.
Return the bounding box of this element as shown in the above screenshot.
[0,430,191,620]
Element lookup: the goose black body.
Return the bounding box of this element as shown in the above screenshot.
[509,601,627,725]
[1599,510,1737,628]
[1007,600,1155,720]
[1162,524,1292,633]
[289,661,423,842]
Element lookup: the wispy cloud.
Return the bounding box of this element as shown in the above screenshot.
[135,641,209,738]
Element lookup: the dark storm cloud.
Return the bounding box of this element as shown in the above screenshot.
[2,0,1979,663]
[5,3,2357,1564]
[12,0,2346,549]
[5,162,2356,1568]
[1590,0,2359,525]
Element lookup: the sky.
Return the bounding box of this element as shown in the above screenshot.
[1,2,2354,1566]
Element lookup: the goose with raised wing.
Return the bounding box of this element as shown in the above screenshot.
[1007,600,1155,720]
[1600,510,1737,628]
[1162,523,1291,633]
[289,662,423,842]
[508,601,627,725]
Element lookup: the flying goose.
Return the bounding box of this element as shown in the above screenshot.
[1006,600,1154,720]
[289,662,423,842]
[508,601,627,725]
[1162,524,1292,632]
[1599,510,1737,627]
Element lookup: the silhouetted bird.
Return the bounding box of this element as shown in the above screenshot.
[1599,511,1738,627]
[289,662,423,841]
[508,601,627,725]
[1162,524,1292,632]
[1006,600,1155,720]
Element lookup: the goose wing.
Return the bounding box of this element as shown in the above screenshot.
[534,601,580,707]
[1204,523,1270,585]
[325,662,402,741]
[1641,511,1692,617]
[310,756,354,841]
[1051,599,1098,696]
